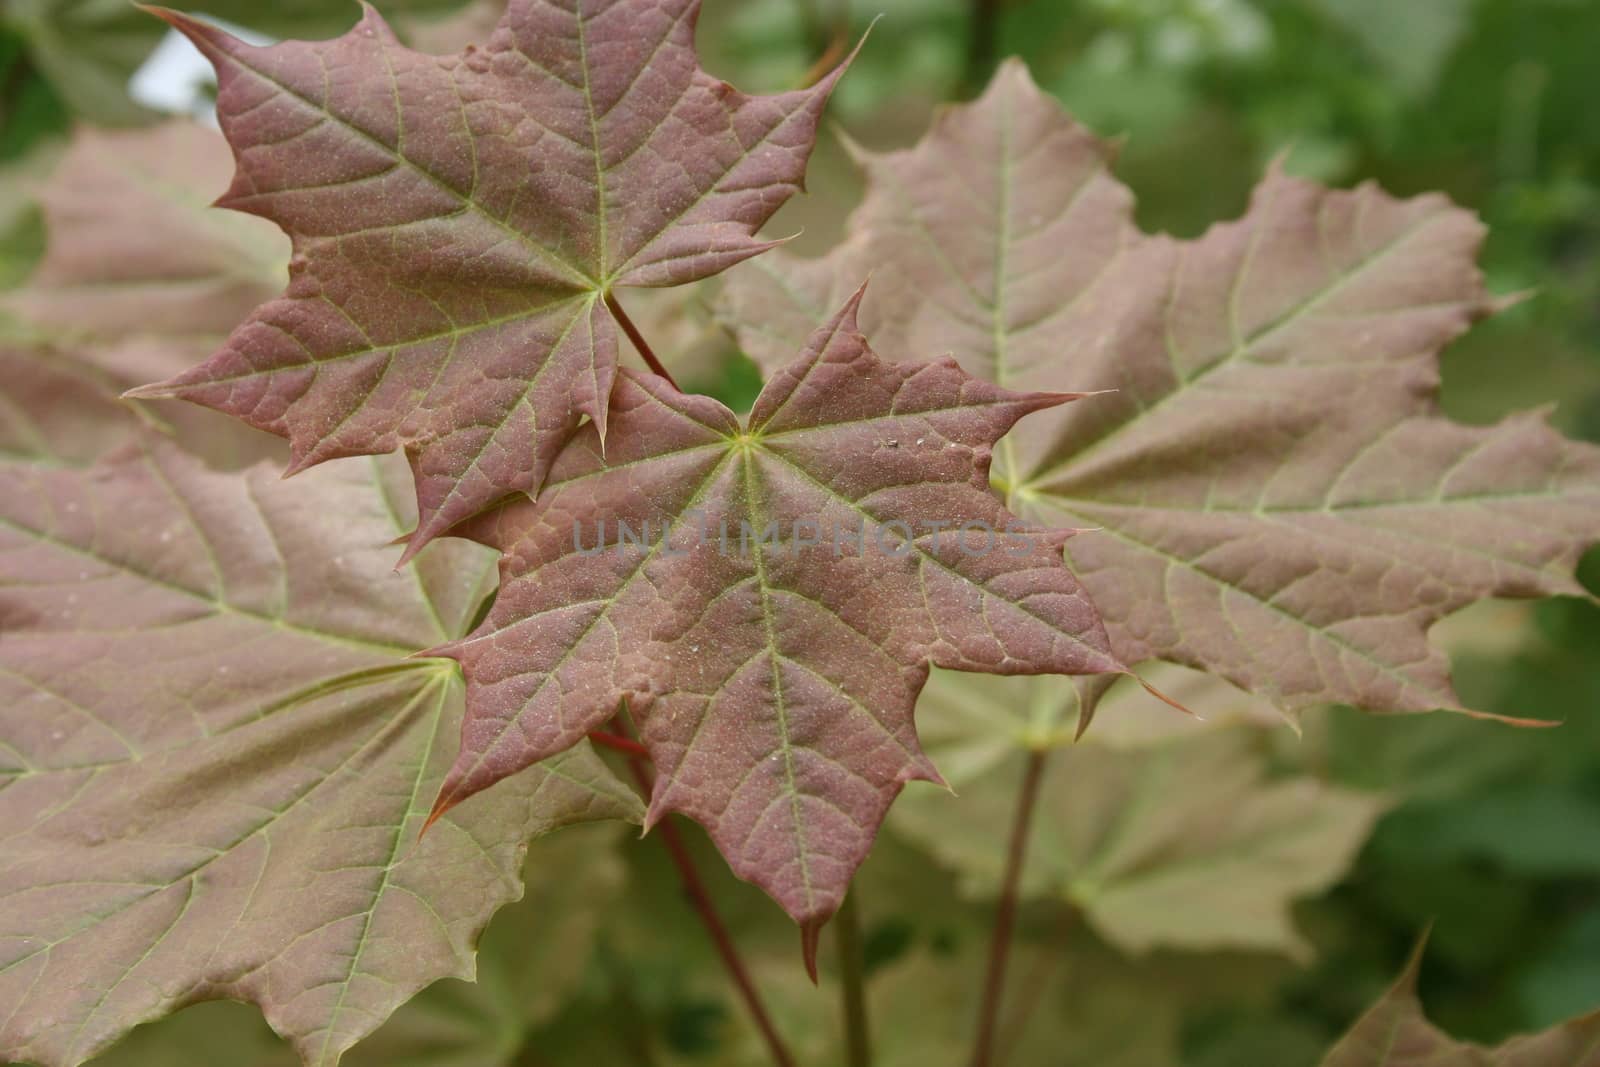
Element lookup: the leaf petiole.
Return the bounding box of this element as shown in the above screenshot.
[617,713,797,1067]
[588,730,650,758]
[836,888,872,1067]
[970,746,1049,1067]
[605,291,678,389]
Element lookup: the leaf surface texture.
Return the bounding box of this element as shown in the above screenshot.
[0,442,641,1066]
[719,59,1600,722]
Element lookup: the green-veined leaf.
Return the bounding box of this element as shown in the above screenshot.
[0,441,641,1067]
[432,292,1126,945]
[718,58,1600,726]
[127,0,853,556]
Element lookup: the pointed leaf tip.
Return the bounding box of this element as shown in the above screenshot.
[142,4,240,49]
[1310,924,1600,1065]
[120,382,172,401]
[419,799,451,840]
[1137,674,1200,720]
[1452,705,1562,729]
[810,19,872,96]
[393,532,430,570]
[800,920,824,984]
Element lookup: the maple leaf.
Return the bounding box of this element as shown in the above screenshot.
[1321,939,1600,1066]
[2,122,289,387]
[0,344,144,465]
[124,0,852,558]
[334,824,628,1066]
[0,440,642,1067]
[892,717,1385,958]
[911,662,1284,783]
[807,939,1252,1067]
[82,823,629,1067]
[718,59,1600,725]
[428,290,1126,946]
[1,122,292,469]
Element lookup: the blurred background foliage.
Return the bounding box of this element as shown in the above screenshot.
[2,0,1598,1064]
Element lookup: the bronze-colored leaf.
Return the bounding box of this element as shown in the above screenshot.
[719,59,1600,724]
[127,0,852,555]
[432,292,1126,939]
[0,442,641,1066]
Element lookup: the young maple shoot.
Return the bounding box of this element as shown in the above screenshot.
[1,2,1599,1067]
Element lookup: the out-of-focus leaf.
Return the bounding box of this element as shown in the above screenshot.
[0,26,69,159]
[604,908,1286,1067]
[893,726,1386,958]
[1187,1016,1330,1067]
[1,121,290,468]
[395,0,500,54]
[913,661,1283,784]
[0,141,52,287]
[337,823,630,1067]
[432,293,1126,940]
[0,201,43,291]
[2,120,287,385]
[205,0,473,39]
[1376,783,1600,878]
[2,0,163,123]
[0,441,642,1067]
[1306,0,1473,98]
[0,344,142,464]
[83,1001,292,1067]
[1321,943,1600,1065]
[833,943,1186,1067]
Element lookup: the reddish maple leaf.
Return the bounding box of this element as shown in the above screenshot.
[428,290,1127,947]
[126,0,849,557]
[720,61,1600,727]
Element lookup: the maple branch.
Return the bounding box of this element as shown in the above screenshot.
[994,903,1078,1067]
[835,888,872,1067]
[969,747,1048,1067]
[626,756,797,1067]
[605,291,679,389]
[963,0,1002,97]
